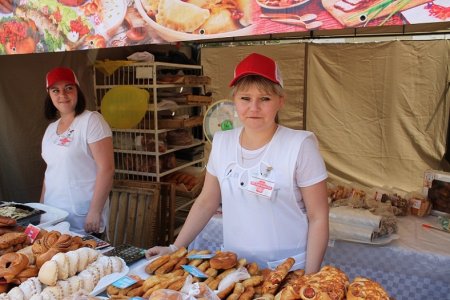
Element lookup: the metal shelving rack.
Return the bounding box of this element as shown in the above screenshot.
[93,61,207,182]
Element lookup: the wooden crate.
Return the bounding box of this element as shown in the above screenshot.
[110,180,177,245]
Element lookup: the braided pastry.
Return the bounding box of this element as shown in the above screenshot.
[42,231,61,249]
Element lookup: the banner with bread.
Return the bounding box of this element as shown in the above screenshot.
[1,0,449,54]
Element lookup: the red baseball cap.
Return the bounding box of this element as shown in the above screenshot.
[46,67,79,89]
[229,53,283,87]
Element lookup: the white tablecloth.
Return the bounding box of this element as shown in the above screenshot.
[189,214,450,299]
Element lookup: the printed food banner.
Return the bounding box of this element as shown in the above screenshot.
[0,0,449,55]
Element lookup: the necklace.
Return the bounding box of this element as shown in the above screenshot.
[239,130,269,165]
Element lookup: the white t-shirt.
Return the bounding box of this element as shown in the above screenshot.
[207,125,327,269]
[41,110,112,234]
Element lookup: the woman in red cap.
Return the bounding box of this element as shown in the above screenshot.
[146,53,329,274]
[40,67,114,236]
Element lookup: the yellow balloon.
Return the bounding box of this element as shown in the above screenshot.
[101,86,148,129]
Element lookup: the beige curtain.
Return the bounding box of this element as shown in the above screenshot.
[306,40,450,192]
[201,40,449,193]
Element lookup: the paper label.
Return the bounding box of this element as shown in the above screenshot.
[188,254,214,260]
[181,265,208,278]
[24,224,41,243]
[242,176,275,198]
[112,276,137,288]
[411,199,422,209]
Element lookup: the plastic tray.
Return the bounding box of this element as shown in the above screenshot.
[0,202,45,226]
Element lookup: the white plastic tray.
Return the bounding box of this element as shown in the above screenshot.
[90,258,129,296]
[24,202,69,228]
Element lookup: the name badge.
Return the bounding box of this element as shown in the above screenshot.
[54,129,74,146]
[243,175,275,198]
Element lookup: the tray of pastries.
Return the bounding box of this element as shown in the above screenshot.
[107,247,391,299]
[0,202,45,226]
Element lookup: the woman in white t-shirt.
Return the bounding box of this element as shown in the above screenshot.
[146,53,329,274]
[40,67,114,235]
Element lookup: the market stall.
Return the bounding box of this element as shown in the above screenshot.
[189,211,450,299]
[0,1,449,300]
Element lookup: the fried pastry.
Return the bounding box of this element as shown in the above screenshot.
[156,0,210,32]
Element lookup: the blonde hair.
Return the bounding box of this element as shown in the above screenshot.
[231,75,285,98]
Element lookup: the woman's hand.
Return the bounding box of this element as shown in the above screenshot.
[145,244,178,259]
[84,210,102,233]
[0,0,14,14]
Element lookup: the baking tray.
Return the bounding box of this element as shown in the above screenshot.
[0,202,45,226]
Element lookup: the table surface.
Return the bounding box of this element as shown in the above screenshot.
[189,213,450,299]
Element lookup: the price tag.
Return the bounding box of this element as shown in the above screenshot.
[181,265,208,279]
[24,224,41,243]
[187,254,214,260]
[112,276,137,289]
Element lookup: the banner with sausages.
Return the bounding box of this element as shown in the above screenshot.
[0,0,449,54]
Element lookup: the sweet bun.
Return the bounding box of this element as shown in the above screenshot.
[7,286,25,300]
[210,251,238,270]
[65,251,79,277]
[38,260,58,286]
[19,277,42,299]
[0,293,10,300]
[29,295,44,300]
[78,270,96,293]
[52,252,70,280]
[76,248,90,272]
[85,247,99,263]
[67,276,83,294]
[85,266,101,284]
[56,280,72,298]
[97,255,112,274]
[110,256,124,273]
[41,286,62,300]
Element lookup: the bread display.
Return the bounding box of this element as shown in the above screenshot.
[0,227,126,300]
[0,225,391,300]
[32,231,96,268]
[106,249,390,300]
